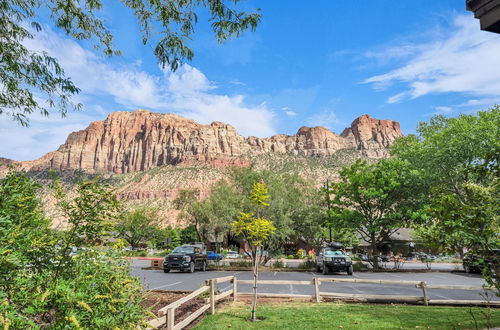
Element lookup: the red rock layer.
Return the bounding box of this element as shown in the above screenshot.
[21,110,403,173]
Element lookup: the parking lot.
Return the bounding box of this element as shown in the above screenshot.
[130,259,498,302]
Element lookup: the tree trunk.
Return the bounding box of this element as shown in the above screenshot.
[371,233,379,270]
[251,249,258,322]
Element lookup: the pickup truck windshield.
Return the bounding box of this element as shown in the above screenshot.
[173,246,195,253]
[325,250,344,255]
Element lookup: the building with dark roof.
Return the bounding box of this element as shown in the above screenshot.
[467,0,500,33]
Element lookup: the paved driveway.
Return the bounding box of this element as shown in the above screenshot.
[130,260,497,302]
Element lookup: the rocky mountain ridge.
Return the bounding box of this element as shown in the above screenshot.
[7,109,402,174]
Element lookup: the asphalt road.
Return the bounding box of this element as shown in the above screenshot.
[130,260,498,302]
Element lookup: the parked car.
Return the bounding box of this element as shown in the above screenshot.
[207,251,223,261]
[463,249,500,274]
[225,251,240,259]
[163,243,207,273]
[316,242,353,275]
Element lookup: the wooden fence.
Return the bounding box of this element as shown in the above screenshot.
[146,276,499,329]
[146,276,236,330]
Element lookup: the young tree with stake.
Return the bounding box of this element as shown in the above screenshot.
[232,182,276,322]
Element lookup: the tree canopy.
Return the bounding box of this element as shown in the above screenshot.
[1,0,261,126]
[391,107,500,256]
[328,158,426,269]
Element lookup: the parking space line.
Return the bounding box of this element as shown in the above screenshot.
[151,281,182,290]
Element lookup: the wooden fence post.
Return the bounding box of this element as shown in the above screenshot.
[233,276,238,302]
[314,278,321,303]
[420,281,428,306]
[167,307,175,330]
[210,279,215,314]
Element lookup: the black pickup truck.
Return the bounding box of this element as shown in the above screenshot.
[163,243,208,273]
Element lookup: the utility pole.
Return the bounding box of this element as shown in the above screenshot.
[324,179,332,242]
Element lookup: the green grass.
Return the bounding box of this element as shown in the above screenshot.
[194,302,500,330]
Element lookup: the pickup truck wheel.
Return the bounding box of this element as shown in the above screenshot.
[163,269,170,273]
[189,261,195,273]
[201,261,206,272]
[322,263,328,275]
[347,265,353,276]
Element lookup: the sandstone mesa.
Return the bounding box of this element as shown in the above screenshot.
[6,109,402,174]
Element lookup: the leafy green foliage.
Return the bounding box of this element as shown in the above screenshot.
[175,182,241,245]
[392,107,499,291]
[328,158,426,269]
[1,0,81,126]
[0,171,146,328]
[1,0,261,125]
[231,182,275,322]
[232,212,276,248]
[231,182,276,248]
[115,207,163,249]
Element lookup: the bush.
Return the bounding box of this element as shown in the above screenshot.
[124,249,149,257]
[353,261,369,272]
[230,260,253,268]
[0,172,147,328]
[286,254,295,259]
[298,259,316,269]
[272,260,285,268]
[153,249,172,257]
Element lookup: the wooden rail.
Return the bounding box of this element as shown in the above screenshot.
[236,279,312,285]
[147,275,499,329]
[423,284,494,291]
[148,276,236,329]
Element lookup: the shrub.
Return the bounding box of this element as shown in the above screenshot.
[272,260,285,268]
[287,254,295,259]
[299,259,316,269]
[353,261,369,272]
[230,260,253,268]
[0,172,147,328]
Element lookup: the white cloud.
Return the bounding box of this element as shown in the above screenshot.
[2,26,277,160]
[433,106,453,114]
[307,109,340,128]
[422,105,455,117]
[0,111,91,161]
[280,107,296,117]
[364,15,500,105]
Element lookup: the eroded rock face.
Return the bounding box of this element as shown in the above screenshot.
[21,110,403,173]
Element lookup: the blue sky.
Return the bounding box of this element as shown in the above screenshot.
[2,1,500,161]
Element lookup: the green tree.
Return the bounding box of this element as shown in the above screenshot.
[175,182,241,246]
[328,158,426,270]
[115,207,164,249]
[232,182,275,322]
[180,225,199,244]
[2,0,261,126]
[0,171,146,328]
[231,168,325,262]
[392,107,499,290]
[158,225,182,250]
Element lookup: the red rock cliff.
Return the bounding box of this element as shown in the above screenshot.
[23,110,403,173]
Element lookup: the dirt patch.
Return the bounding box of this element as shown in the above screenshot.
[142,290,208,329]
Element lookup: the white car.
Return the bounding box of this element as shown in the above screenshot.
[225,251,240,259]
